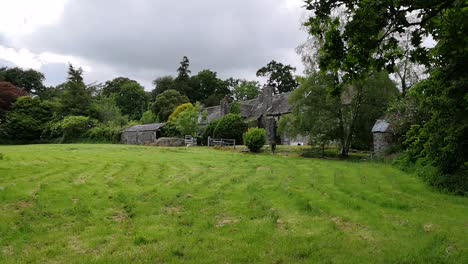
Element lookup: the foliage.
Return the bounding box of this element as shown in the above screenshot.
[303,0,467,192]
[282,71,397,154]
[0,81,28,116]
[213,114,248,145]
[172,103,201,136]
[90,96,127,125]
[232,80,260,101]
[60,65,92,116]
[168,103,194,122]
[152,89,189,122]
[114,82,148,120]
[243,128,266,152]
[1,144,468,263]
[140,110,158,124]
[102,77,139,97]
[57,116,94,142]
[202,120,219,145]
[0,67,45,94]
[85,123,122,143]
[256,60,298,94]
[229,102,241,114]
[0,97,56,142]
[151,76,176,100]
[189,70,230,106]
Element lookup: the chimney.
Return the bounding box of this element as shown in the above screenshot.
[220,97,229,116]
[260,86,273,109]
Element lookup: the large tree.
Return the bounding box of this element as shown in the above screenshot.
[189,70,230,106]
[102,77,139,97]
[256,60,298,94]
[280,71,398,154]
[0,82,29,116]
[0,67,45,95]
[232,80,260,101]
[304,0,467,192]
[114,82,148,120]
[60,64,92,116]
[152,89,189,122]
[151,76,176,101]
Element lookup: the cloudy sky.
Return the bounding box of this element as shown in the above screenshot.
[0,0,308,90]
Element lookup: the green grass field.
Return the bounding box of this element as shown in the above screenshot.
[0,144,467,263]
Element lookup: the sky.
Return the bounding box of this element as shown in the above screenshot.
[0,0,308,90]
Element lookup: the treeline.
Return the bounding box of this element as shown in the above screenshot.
[0,57,297,144]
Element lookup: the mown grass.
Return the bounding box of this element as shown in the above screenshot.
[0,144,467,263]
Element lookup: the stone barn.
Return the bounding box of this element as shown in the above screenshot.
[372,120,394,156]
[121,123,165,145]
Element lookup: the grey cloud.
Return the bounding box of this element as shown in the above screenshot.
[20,0,306,86]
[40,63,68,86]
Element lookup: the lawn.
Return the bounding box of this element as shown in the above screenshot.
[0,144,467,263]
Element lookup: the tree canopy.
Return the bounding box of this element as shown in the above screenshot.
[256,60,298,94]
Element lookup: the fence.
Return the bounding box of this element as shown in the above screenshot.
[185,135,197,146]
[207,136,236,148]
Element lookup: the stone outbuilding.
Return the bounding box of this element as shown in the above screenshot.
[372,120,394,156]
[121,123,165,145]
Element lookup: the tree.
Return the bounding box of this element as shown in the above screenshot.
[171,103,201,136]
[1,97,55,141]
[173,56,193,97]
[0,82,28,116]
[189,70,230,105]
[67,64,84,83]
[0,67,45,95]
[152,89,189,122]
[256,60,298,94]
[114,82,148,120]
[151,76,176,100]
[90,96,126,125]
[140,110,158,124]
[102,77,139,97]
[303,0,467,193]
[281,71,397,155]
[232,80,260,101]
[60,65,92,117]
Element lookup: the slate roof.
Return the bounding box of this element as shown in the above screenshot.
[372,120,392,133]
[123,123,166,132]
[200,90,293,124]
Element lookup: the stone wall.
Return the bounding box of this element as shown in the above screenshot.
[373,132,393,156]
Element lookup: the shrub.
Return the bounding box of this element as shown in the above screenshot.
[202,120,219,145]
[59,116,94,142]
[229,102,241,114]
[86,124,122,143]
[243,128,266,152]
[213,114,248,145]
[168,103,193,122]
[140,110,158,124]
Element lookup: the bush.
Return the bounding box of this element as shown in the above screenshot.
[213,114,248,145]
[168,103,193,122]
[59,116,94,142]
[86,124,122,143]
[243,128,266,152]
[202,120,219,145]
[140,110,158,124]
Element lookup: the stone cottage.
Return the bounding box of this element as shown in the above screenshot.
[121,123,165,145]
[201,86,307,145]
[372,119,394,156]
